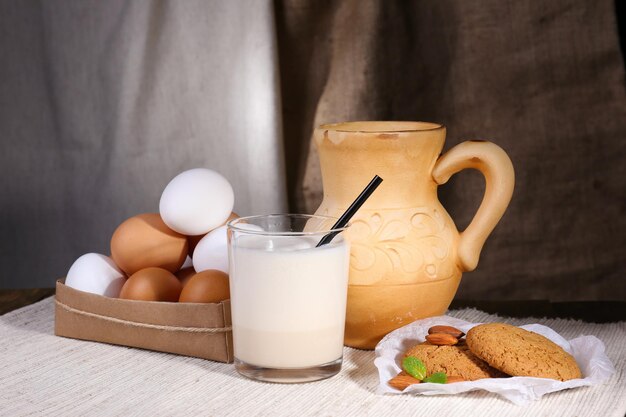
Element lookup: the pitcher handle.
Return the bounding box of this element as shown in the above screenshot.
[432,141,515,272]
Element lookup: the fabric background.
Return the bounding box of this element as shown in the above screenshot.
[1,0,625,301]
[276,0,626,301]
[0,0,286,289]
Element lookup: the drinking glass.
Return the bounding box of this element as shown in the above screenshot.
[227,214,350,383]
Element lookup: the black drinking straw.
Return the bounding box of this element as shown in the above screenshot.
[316,175,383,247]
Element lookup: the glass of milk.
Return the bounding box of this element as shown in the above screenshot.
[227,214,350,383]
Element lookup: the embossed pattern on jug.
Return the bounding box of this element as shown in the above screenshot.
[322,206,459,286]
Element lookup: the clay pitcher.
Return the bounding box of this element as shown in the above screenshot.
[313,121,514,349]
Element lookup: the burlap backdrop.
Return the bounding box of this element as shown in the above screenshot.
[275,0,626,301]
[1,0,623,301]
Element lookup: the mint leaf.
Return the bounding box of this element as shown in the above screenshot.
[423,372,447,384]
[402,356,427,380]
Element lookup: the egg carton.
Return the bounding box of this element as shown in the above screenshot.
[54,280,233,363]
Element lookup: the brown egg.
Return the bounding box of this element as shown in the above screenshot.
[187,212,239,255]
[179,270,230,303]
[187,234,204,255]
[120,267,182,301]
[111,213,188,275]
[175,267,196,287]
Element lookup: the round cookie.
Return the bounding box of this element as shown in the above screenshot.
[404,341,507,381]
[465,323,582,381]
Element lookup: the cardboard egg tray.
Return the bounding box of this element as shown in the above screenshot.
[54,280,233,363]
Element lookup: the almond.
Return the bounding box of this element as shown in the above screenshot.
[427,325,465,338]
[446,375,466,383]
[388,371,421,390]
[425,333,459,345]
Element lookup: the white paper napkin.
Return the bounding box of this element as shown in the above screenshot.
[374,315,616,405]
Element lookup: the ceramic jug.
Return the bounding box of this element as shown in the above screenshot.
[313,121,514,349]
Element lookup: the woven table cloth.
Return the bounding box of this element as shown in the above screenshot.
[1,298,624,416]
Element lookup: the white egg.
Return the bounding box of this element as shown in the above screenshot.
[193,226,229,273]
[181,255,193,269]
[159,168,234,235]
[65,253,126,297]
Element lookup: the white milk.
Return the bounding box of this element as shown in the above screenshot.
[229,235,350,368]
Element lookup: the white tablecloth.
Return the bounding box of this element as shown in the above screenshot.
[1,297,624,416]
